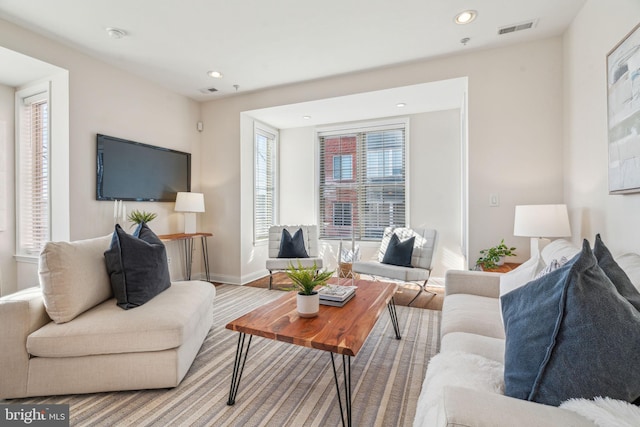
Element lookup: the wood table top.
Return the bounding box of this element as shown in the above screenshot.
[226,279,398,357]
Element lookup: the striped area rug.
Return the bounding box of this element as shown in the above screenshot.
[13,285,441,427]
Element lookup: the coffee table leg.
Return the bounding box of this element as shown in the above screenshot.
[330,353,352,427]
[387,297,401,339]
[227,333,252,405]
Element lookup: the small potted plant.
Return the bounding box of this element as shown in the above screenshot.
[127,210,157,228]
[285,261,334,318]
[475,239,516,270]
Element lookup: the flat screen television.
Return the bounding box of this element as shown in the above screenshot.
[96,134,191,202]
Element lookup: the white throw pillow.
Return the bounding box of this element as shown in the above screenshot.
[499,255,545,297]
[541,239,579,267]
[39,234,113,323]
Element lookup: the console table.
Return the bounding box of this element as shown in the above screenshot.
[158,232,212,282]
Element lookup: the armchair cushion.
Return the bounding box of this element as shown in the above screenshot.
[381,234,414,267]
[277,228,309,259]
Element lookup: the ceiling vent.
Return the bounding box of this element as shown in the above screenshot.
[199,87,218,94]
[498,19,537,35]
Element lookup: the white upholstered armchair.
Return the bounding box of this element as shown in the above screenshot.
[265,225,324,290]
[352,227,437,305]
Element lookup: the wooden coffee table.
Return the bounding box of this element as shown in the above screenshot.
[225,279,400,427]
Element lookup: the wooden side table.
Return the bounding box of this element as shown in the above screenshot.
[481,262,521,273]
[158,232,212,282]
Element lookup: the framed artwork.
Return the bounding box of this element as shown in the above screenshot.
[607,22,640,194]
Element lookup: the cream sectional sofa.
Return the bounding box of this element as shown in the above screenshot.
[0,234,216,399]
[414,238,640,427]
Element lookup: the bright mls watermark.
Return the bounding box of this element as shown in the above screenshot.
[1,404,69,426]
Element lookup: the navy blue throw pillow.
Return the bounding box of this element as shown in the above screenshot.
[501,240,640,406]
[104,222,171,310]
[381,234,415,267]
[593,234,640,312]
[277,228,309,258]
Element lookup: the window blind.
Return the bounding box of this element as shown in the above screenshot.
[17,90,50,256]
[318,122,406,241]
[254,125,277,242]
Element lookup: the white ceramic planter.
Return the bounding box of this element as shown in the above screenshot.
[297,292,319,318]
[496,256,505,266]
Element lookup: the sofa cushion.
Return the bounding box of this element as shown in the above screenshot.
[616,253,640,292]
[381,234,415,267]
[277,228,309,258]
[27,281,215,358]
[501,240,640,406]
[594,234,640,311]
[440,332,505,364]
[39,234,113,324]
[441,294,505,340]
[104,223,171,310]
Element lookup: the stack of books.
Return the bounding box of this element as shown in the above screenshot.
[319,284,357,307]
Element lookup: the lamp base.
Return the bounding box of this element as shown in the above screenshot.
[530,237,551,258]
[183,212,196,234]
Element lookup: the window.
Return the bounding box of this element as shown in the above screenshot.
[332,154,353,180]
[16,85,50,256]
[318,120,407,241]
[254,123,278,243]
[333,202,352,227]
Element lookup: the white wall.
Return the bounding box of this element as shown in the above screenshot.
[0,83,15,296]
[564,0,640,254]
[201,37,565,283]
[0,18,203,293]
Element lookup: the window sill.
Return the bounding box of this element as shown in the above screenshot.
[14,255,39,264]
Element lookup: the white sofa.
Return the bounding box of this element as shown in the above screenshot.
[414,238,640,427]
[0,234,216,399]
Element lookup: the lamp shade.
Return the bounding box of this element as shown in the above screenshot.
[513,204,571,237]
[174,192,205,213]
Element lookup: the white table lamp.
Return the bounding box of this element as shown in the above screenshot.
[514,204,571,256]
[175,192,205,234]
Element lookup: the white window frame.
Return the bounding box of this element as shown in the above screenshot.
[316,118,410,242]
[15,83,51,257]
[253,121,278,244]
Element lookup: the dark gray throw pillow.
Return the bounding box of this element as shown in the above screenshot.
[104,222,171,310]
[381,234,415,267]
[277,228,309,258]
[501,240,640,406]
[593,234,640,312]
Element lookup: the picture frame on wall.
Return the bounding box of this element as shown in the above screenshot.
[607,22,640,194]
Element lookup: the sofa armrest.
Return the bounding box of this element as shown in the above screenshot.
[441,386,596,427]
[445,270,501,298]
[0,287,51,399]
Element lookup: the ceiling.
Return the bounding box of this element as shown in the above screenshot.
[0,0,586,102]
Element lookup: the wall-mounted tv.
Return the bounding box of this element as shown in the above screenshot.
[96,134,191,202]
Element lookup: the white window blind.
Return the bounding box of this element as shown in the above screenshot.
[254,124,277,242]
[17,89,50,256]
[318,121,406,241]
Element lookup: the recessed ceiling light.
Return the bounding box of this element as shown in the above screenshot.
[396,103,406,108]
[454,10,477,25]
[303,115,312,120]
[207,70,223,78]
[106,27,127,39]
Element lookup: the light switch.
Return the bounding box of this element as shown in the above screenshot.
[489,193,500,207]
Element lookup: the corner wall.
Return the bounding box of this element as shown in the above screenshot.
[202,37,565,283]
[0,19,203,293]
[563,0,640,253]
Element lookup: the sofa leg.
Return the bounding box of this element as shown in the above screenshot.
[268,271,273,290]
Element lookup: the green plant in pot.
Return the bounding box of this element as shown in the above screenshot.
[285,261,334,318]
[127,210,157,228]
[475,239,516,270]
